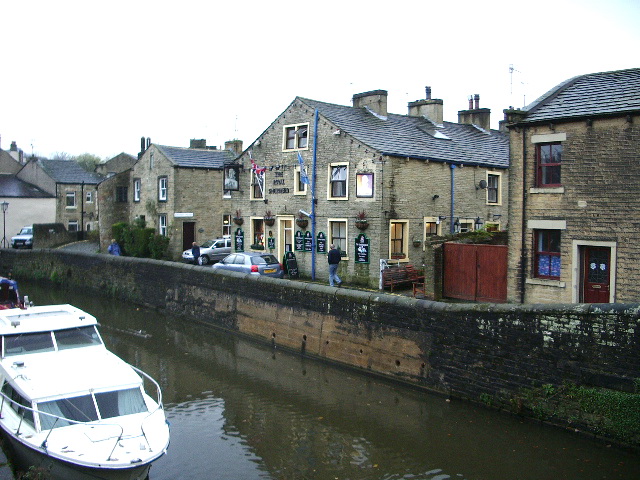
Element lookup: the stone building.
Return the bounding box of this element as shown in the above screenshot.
[130,139,240,257]
[17,158,103,234]
[504,68,640,303]
[228,88,509,287]
[95,152,137,177]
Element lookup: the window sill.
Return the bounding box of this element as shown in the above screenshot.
[328,197,349,201]
[525,278,566,288]
[529,187,565,194]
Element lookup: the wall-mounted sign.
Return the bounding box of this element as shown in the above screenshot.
[224,166,240,191]
[267,236,275,250]
[317,232,327,254]
[174,213,194,218]
[294,231,304,251]
[355,233,369,264]
[304,231,313,252]
[234,228,244,252]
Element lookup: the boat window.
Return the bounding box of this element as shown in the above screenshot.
[95,388,147,419]
[3,332,55,356]
[1,382,35,428]
[38,394,98,430]
[55,326,102,350]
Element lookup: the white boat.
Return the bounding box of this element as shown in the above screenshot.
[0,303,170,480]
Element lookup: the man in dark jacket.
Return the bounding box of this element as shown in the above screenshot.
[192,242,201,265]
[327,244,342,287]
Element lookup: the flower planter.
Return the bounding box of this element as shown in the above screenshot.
[296,219,308,229]
[355,220,369,230]
[233,217,243,226]
[264,218,275,227]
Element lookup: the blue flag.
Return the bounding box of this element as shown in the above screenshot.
[297,152,310,185]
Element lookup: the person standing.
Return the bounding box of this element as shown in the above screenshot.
[327,244,342,287]
[192,242,201,265]
[108,239,121,256]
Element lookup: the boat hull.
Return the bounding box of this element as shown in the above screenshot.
[1,429,153,480]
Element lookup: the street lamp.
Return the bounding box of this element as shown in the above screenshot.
[1,202,8,248]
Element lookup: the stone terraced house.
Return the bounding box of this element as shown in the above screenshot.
[504,67,640,303]
[130,139,241,256]
[227,88,510,288]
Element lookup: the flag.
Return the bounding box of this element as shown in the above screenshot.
[297,151,310,185]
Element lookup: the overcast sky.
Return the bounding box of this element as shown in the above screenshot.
[2,0,639,160]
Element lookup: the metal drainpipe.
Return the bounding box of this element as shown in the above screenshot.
[81,181,85,240]
[520,127,528,304]
[311,109,319,281]
[450,164,456,234]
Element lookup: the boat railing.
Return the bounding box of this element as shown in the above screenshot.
[129,363,165,451]
[0,390,125,460]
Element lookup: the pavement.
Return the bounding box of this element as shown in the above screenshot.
[57,240,101,254]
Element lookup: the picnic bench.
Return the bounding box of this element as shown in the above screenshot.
[381,264,425,293]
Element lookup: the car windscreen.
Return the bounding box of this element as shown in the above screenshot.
[20,228,32,235]
[201,240,215,248]
[252,255,278,265]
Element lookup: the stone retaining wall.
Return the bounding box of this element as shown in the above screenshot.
[2,249,639,444]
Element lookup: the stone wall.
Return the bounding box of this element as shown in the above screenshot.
[2,249,638,400]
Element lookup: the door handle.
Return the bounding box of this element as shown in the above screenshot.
[592,285,601,289]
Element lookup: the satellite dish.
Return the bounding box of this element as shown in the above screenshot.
[478,180,487,189]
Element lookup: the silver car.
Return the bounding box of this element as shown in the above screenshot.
[212,252,284,278]
[182,237,231,265]
[11,226,33,249]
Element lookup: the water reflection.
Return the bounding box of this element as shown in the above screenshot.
[18,279,639,480]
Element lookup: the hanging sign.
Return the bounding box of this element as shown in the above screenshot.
[267,236,275,250]
[304,231,313,252]
[234,228,244,252]
[317,232,327,254]
[294,231,304,251]
[354,233,369,264]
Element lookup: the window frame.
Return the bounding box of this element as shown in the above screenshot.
[328,218,348,259]
[534,229,561,280]
[65,191,76,209]
[328,163,349,200]
[85,191,93,203]
[158,214,167,236]
[294,166,308,195]
[536,142,562,188]
[68,220,79,232]
[250,169,265,200]
[423,216,442,238]
[158,176,168,202]
[222,214,232,237]
[251,217,265,249]
[389,220,409,261]
[282,123,309,151]
[115,186,128,203]
[486,172,502,205]
[133,178,141,203]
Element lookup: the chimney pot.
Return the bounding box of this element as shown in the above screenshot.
[425,86,432,100]
[474,94,480,110]
[468,96,474,110]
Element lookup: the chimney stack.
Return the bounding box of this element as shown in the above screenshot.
[458,94,491,131]
[225,140,243,155]
[352,90,388,117]
[190,139,207,149]
[408,86,444,124]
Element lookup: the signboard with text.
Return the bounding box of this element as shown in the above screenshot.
[354,233,369,264]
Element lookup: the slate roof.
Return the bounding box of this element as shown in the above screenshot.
[521,68,640,123]
[38,159,103,185]
[0,175,54,198]
[155,145,236,169]
[299,97,510,169]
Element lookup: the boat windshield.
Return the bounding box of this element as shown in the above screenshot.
[3,326,102,356]
[38,388,148,430]
[55,326,102,350]
[4,332,54,356]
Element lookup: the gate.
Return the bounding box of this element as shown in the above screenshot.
[443,243,507,303]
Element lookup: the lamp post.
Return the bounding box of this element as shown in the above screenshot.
[1,202,8,248]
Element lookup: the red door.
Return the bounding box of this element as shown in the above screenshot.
[582,246,611,303]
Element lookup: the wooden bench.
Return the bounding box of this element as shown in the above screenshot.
[382,265,425,292]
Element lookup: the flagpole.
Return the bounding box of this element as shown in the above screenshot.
[311,108,319,280]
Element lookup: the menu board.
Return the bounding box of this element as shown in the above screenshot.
[234,228,244,252]
[354,233,369,264]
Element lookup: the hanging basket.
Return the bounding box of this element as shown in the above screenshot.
[296,219,308,229]
[264,218,275,226]
[355,220,369,230]
[233,217,244,226]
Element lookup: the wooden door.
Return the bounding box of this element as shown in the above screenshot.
[182,222,195,251]
[582,246,611,303]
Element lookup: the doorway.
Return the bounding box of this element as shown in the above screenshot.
[581,246,611,303]
[182,222,195,251]
[277,217,294,262]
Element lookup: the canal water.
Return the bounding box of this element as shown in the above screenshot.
[16,279,639,480]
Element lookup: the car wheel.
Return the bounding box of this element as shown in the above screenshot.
[198,255,210,265]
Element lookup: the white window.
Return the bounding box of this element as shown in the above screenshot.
[487,172,502,205]
[251,170,264,200]
[85,191,93,203]
[424,216,442,237]
[66,192,76,208]
[68,220,79,232]
[158,214,167,236]
[283,123,309,151]
[294,166,308,195]
[328,163,348,200]
[134,179,141,202]
[158,177,167,201]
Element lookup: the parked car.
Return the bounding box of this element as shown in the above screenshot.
[182,237,231,265]
[11,226,33,249]
[212,252,284,278]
